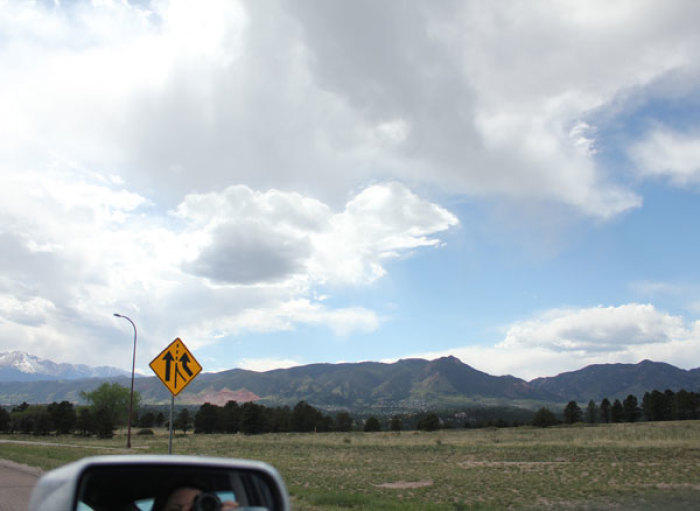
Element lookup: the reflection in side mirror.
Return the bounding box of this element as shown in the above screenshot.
[29,455,290,511]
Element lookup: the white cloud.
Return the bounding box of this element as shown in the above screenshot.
[2,1,700,373]
[236,357,301,373]
[630,128,700,185]
[173,182,457,287]
[499,304,686,352]
[176,186,328,285]
[310,183,459,285]
[0,295,56,327]
[0,164,453,366]
[276,301,380,337]
[4,1,698,218]
[176,298,380,348]
[407,304,700,380]
[288,0,700,217]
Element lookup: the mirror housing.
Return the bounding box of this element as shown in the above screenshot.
[29,455,290,511]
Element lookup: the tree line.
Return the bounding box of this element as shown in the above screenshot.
[0,384,438,436]
[189,400,349,434]
[139,402,436,435]
[0,382,141,438]
[533,388,700,427]
[1,383,698,437]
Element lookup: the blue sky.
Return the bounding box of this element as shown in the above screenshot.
[1,1,699,380]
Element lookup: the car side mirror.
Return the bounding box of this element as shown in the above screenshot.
[29,455,291,511]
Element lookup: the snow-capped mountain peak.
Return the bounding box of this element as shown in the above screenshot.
[0,351,45,374]
[0,351,130,382]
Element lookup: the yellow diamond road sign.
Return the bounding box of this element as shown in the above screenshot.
[149,338,202,396]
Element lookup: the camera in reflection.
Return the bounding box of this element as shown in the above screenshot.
[193,492,222,511]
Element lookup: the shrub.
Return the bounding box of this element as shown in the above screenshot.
[417,413,441,431]
[364,416,381,432]
[532,407,559,427]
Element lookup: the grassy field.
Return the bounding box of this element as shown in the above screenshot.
[1,421,699,509]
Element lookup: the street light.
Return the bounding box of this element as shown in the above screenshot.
[114,313,137,448]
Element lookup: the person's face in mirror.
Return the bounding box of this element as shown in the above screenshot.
[163,487,201,511]
[162,486,239,511]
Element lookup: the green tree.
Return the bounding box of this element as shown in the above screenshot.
[417,413,440,432]
[364,416,381,432]
[675,390,699,420]
[81,383,140,438]
[10,405,50,434]
[175,408,193,434]
[600,398,611,423]
[138,411,156,428]
[586,400,598,423]
[31,406,53,435]
[317,413,334,432]
[240,402,265,434]
[266,406,292,433]
[610,399,623,423]
[291,401,323,432]
[563,401,582,424]
[219,401,240,433]
[532,407,558,427]
[335,411,353,432]
[194,403,220,433]
[12,402,30,413]
[665,389,677,419]
[48,401,77,435]
[93,408,115,438]
[0,407,9,432]
[622,394,640,422]
[75,407,94,436]
[389,415,402,432]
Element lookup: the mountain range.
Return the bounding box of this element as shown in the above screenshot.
[0,352,698,411]
[530,359,700,402]
[0,351,129,382]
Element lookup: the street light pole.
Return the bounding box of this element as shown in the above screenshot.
[113,313,137,449]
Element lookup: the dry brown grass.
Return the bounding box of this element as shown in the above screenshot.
[1,421,699,509]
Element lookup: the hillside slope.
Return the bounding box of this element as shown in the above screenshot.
[0,356,697,411]
[529,360,700,401]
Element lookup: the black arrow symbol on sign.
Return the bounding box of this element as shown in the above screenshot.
[162,352,174,381]
[180,353,194,377]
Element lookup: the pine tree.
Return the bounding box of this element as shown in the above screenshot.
[586,400,598,423]
[563,401,582,424]
[610,399,623,423]
[175,408,192,434]
[600,398,611,423]
[622,395,640,422]
[532,407,558,427]
[194,403,220,433]
[47,401,77,435]
[364,416,381,432]
[335,411,353,432]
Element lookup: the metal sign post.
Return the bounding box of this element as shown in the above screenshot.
[149,337,202,454]
[168,395,174,455]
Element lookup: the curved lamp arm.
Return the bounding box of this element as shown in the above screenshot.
[113,313,137,448]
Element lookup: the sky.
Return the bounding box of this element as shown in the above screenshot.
[1,0,700,381]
